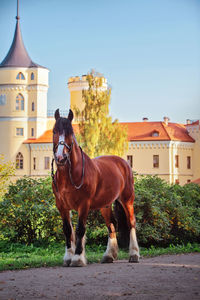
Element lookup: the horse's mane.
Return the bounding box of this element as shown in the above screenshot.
[54,117,74,136]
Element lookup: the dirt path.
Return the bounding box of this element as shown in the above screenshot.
[0,253,200,300]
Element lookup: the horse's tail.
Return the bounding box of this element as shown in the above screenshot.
[114,200,130,248]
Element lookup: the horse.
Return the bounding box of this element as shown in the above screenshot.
[52,109,140,267]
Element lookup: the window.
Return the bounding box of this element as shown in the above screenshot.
[16,72,25,80]
[44,157,50,169]
[153,155,159,168]
[16,128,24,136]
[0,94,6,105]
[31,72,34,80]
[31,128,34,137]
[175,179,179,185]
[127,155,133,168]
[152,130,159,137]
[187,156,191,169]
[16,152,23,169]
[32,102,35,111]
[33,157,36,170]
[187,179,191,184]
[175,155,179,168]
[16,93,24,111]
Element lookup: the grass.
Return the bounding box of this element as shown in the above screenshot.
[0,241,199,271]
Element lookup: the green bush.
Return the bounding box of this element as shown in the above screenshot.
[0,175,199,247]
[0,177,62,244]
[134,176,200,246]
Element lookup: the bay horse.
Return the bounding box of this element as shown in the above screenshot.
[52,109,140,267]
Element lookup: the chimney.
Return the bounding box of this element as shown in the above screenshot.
[163,116,169,126]
[143,117,148,122]
[186,119,191,125]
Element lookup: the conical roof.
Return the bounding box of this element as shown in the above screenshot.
[0,14,46,69]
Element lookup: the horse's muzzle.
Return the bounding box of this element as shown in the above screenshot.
[55,153,69,166]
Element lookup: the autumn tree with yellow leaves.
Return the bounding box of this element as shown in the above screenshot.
[73,70,128,158]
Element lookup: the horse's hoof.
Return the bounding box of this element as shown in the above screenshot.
[70,259,86,267]
[129,254,139,263]
[101,255,114,264]
[70,255,87,267]
[63,259,71,267]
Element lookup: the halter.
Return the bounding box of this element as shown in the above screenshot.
[51,139,85,190]
[53,140,73,166]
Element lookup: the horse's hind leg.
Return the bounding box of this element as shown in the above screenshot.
[121,194,140,263]
[62,211,75,267]
[100,206,118,263]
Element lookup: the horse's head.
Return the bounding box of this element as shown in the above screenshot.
[53,109,74,165]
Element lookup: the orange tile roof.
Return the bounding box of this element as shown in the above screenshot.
[190,120,199,126]
[23,130,53,144]
[191,178,200,185]
[23,124,79,144]
[121,122,194,142]
[24,122,195,144]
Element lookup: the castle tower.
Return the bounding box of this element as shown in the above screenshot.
[68,74,108,120]
[0,1,49,174]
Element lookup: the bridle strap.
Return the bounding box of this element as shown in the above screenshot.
[68,146,85,190]
[51,140,85,190]
[51,158,58,192]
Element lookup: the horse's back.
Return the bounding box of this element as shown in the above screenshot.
[90,155,134,206]
[93,155,132,179]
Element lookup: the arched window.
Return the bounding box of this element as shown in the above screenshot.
[16,94,24,111]
[16,152,23,169]
[31,72,34,80]
[152,130,159,137]
[16,72,25,80]
[32,102,35,111]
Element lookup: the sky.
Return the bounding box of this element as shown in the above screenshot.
[0,0,200,123]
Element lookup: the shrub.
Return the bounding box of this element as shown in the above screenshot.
[0,155,15,201]
[134,176,200,246]
[0,175,199,247]
[0,177,62,244]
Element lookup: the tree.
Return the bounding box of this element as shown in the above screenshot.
[73,70,128,158]
[0,155,14,200]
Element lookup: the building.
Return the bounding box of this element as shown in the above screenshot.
[0,5,49,177]
[0,4,199,185]
[123,118,199,185]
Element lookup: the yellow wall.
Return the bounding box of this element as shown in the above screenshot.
[0,66,49,177]
[186,123,200,180]
[124,141,194,185]
[0,67,49,86]
[29,144,52,177]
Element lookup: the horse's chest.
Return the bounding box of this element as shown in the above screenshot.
[57,189,82,211]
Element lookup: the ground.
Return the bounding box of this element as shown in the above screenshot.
[0,253,200,300]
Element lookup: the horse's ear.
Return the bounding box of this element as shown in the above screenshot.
[54,109,60,120]
[68,109,74,122]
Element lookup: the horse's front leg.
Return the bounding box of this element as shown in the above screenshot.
[62,211,75,267]
[70,207,88,267]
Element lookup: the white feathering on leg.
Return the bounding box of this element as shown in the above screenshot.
[129,228,140,262]
[103,236,118,260]
[70,235,87,267]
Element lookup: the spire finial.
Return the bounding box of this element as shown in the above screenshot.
[16,0,20,20]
